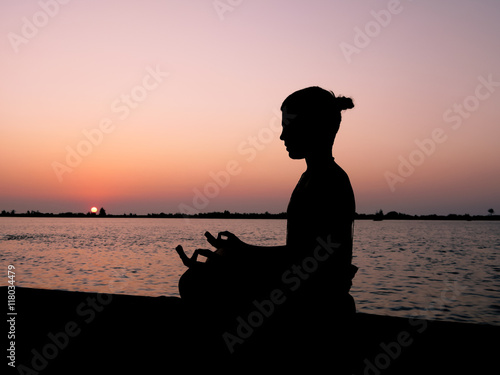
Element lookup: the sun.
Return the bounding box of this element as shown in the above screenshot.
[90,207,98,214]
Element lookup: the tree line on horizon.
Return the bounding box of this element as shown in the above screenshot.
[1,208,498,220]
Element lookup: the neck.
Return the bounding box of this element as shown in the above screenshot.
[305,149,334,170]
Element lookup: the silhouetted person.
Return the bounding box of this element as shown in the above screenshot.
[176,87,357,370]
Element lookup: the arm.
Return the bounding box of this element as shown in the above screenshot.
[206,231,287,256]
[239,243,287,253]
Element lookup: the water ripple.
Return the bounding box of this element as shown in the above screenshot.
[1,218,499,325]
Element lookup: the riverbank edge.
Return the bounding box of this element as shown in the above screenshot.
[4,286,499,374]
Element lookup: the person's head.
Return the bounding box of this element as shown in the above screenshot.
[280,86,354,159]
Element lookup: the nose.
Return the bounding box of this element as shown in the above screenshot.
[280,126,286,141]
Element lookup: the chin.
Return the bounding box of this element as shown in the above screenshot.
[287,151,306,160]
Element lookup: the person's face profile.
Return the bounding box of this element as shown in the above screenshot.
[280,109,313,160]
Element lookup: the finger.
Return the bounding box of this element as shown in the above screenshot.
[217,231,234,240]
[175,246,191,267]
[205,232,218,247]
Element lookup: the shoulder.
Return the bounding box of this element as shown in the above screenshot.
[317,161,355,210]
[314,160,352,191]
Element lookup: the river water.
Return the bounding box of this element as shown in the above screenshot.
[1,217,499,325]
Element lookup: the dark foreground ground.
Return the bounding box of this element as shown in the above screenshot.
[5,287,499,374]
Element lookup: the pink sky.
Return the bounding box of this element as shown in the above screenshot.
[1,0,499,215]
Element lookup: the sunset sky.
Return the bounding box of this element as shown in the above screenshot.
[1,0,499,216]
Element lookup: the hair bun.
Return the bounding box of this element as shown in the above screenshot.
[336,96,354,111]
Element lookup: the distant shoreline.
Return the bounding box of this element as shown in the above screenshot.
[1,210,499,221]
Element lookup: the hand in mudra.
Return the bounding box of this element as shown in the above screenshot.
[175,245,218,268]
[175,231,245,268]
[205,231,246,256]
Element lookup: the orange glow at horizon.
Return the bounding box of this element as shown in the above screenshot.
[0,1,499,216]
